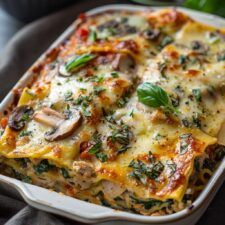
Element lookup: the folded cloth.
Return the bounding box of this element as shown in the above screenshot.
[0,1,225,225]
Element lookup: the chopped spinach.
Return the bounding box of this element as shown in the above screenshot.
[60,168,70,179]
[13,170,32,184]
[130,196,173,210]
[33,159,55,175]
[88,133,102,154]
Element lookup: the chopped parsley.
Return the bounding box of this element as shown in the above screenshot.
[192,89,201,102]
[93,86,106,96]
[88,133,102,154]
[129,151,164,183]
[19,130,33,137]
[96,152,108,162]
[108,123,132,154]
[178,133,192,155]
[64,90,73,101]
[111,72,119,78]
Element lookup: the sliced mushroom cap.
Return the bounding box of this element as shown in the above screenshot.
[112,53,136,73]
[8,105,34,131]
[34,107,82,141]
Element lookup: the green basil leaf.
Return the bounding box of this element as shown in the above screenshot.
[137,82,179,114]
[137,82,169,108]
[65,53,96,73]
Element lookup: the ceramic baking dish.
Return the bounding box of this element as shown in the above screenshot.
[0,4,225,225]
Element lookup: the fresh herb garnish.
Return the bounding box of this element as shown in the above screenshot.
[64,90,73,101]
[178,133,192,155]
[93,86,106,96]
[88,133,102,154]
[130,196,173,210]
[137,82,179,114]
[166,160,177,177]
[96,152,108,162]
[160,36,173,48]
[117,92,131,108]
[85,74,104,83]
[108,124,132,154]
[129,152,164,182]
[111,72,119,78]
[179,55,187,65]
[192,89,201,102]
[192,113,201,128]
[19,130,33,137]
[65,53,96,73]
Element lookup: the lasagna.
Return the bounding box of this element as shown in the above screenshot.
[0,8,225,216]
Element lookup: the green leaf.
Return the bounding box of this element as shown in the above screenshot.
[65,54,96,73]
[137,82,179,114]
[96,152,108,162]
[88,133,102,154]
[33,159,55,175]
[137,82,169,107]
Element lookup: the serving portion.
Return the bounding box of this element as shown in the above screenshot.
[0,8,225,216]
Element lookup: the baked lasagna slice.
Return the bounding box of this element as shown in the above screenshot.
[0,8,225,216]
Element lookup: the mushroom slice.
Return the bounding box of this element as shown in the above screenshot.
[112,53,136,73]
[8,105,34,131]
[34,107,82,141]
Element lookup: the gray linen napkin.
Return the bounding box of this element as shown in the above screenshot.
[0,1,225,225]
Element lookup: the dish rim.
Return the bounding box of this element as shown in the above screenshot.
[0,4,225,224]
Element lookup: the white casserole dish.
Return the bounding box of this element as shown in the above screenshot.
[0,4,225,225]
